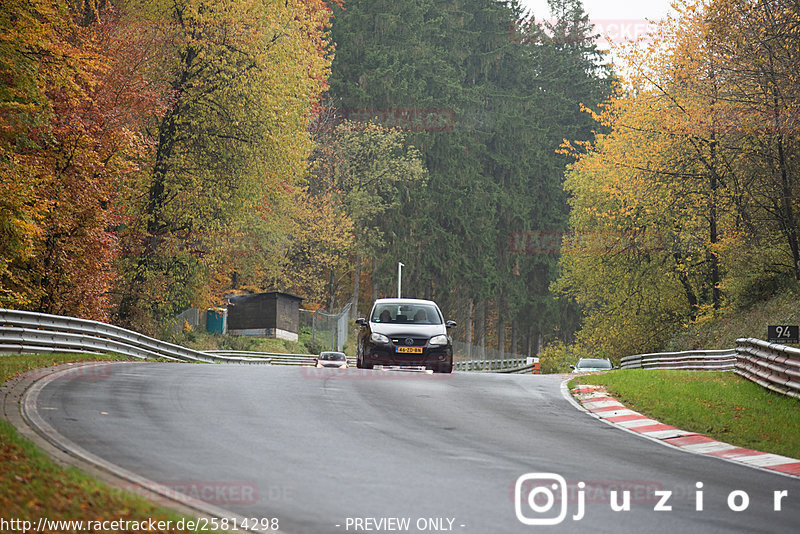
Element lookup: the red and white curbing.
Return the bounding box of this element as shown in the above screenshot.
[571,384,800,478]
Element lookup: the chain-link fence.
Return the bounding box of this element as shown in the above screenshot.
[299,302,352,352]
[171,307,201,332]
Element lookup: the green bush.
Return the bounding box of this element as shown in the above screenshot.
[539,341,595,374]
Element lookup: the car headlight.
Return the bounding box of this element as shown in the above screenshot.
[370,332,390,344]
[429,334,449,346]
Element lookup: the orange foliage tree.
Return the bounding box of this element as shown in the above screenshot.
[2,0,338,330]
[0,0,161,320]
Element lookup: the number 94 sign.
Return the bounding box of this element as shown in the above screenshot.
[768,325,799,344]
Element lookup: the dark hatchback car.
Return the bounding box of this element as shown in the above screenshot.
[355,298,457,373]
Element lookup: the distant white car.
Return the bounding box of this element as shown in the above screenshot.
[315,351,348,369]
[571,358,613,373]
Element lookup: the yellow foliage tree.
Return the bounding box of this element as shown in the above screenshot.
[555,0,800,358]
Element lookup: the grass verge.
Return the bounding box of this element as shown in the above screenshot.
[570,369,800,459]
[0,353,224,533]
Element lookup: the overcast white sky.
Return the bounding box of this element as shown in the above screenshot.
[517,0,677,67]
[517,0,676,21]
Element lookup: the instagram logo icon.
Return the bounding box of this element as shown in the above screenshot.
[514,473,585,525]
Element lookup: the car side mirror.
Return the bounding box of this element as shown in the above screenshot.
[446,320,457,328]
[355,318,367,326]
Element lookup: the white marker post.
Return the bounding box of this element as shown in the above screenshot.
[398,262,404,298]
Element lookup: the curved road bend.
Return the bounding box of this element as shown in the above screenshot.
[34,362,800,533]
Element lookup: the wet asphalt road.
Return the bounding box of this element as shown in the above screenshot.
[35,362,800,533]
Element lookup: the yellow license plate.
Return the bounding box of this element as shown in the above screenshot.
[396,346,423,354]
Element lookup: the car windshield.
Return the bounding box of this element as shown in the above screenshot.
[371,303,442,325]
[320,353,345,361]
[577,358,612,369]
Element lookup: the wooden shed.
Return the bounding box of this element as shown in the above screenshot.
[226,292,304,341]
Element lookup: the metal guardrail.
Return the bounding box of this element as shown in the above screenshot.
[454,358,529,372]
[201,350,357,367]
[0,309,259,364]
[620,340,800,400]
[207,351,531,372]
[0,309,530,373]
[734,338,800,400]
[499,364,536,374]
[620,349,737,371]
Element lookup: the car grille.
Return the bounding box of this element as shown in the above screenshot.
[391,337,428,347]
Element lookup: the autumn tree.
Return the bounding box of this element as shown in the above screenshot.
[276,191,355,308]
[114,0,335,331]
[555,0,800,358]
[0,0,159,320]
[307,118,426,314]
[702,0,800,287]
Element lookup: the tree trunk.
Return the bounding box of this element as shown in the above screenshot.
[778,137,800,280]
[477,300,486,359]
[708,66,721,310]
[466,299,473,360]
[675,252,699,319]
[372,257,379,301]
[351,253,361,318]
[116,44,197,328]
[709,131,721,310]
[511,318,518,357]
[527,326,534,358]
[328,269,335,310]
[496,296,505,360]
[773,90,800,280]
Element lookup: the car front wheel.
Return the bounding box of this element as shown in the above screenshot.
[356,349,373,369]
[435,362,453,373]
